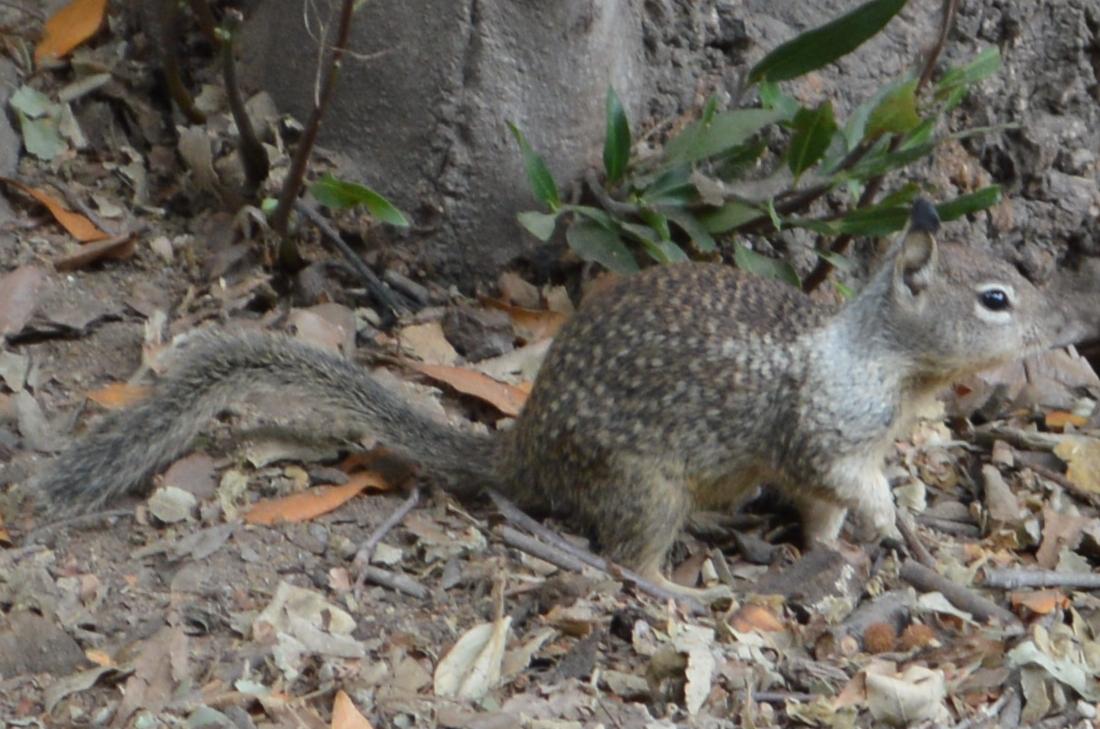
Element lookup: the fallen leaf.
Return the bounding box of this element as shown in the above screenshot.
[433,617,512,699]
[36,0,109,64]
[331,689,374,729]
[482,298,568,342]
[412,362,528,416]
[85,382,150,409]
[1045,411,1088,431]
[866,665,949,726]
[729,603,784,633]
[1036,505,1090,569]
[244,471,390,525]
[54,233,137,271]
[0,265,46,337]
[84,649,113,667]
[1,178,109,241]
[399,321,458,365]
[1054,437,1100,494]
[1009,590,1069,616]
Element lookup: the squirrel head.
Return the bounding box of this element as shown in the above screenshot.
[873,198,1077,380]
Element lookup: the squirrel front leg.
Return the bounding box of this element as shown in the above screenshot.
[787,456,899,544]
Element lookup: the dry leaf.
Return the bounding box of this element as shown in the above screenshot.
[0,265,46,337]
[244,471,389,525]
[331,690,374,729]
[412,362,528,416]
[433,617,512,699]
[729,603,784,633]
[85,382,150,409]
[399,321,459,365]
[482,298,568,342]
[1009,590,1069,616]
[1,178,109,241]
[54,234,137,271]
[866,665,949,726]
[35,0,109,64]
[1054,437,1100,494]
[1045,411,1088,431]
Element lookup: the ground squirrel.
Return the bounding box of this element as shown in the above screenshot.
[30,200,1086,598]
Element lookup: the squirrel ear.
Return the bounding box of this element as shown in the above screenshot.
[894,199,940,296]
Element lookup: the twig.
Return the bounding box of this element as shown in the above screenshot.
[899,560,1020,627]
[969,425,1066,452]
[159,0,205,124]
[752,690,817,704]
[357,565,428,599]
[295,200,403,326]
[487,490,706,613]
[353,486,419,591]
[1025,461,1100,509]
[916,0,961,93]
[915,514,982,539]
[188,0,220,44]
[270,0,356,266]
[982,568,1100,591]
[584,170,639,217]
[896,510,936,567]
[221,9,270,197]
[831,589,912,646]
[496,525,591,574]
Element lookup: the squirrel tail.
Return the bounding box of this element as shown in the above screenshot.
[32,329,502,515]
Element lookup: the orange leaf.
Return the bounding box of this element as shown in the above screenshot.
[1045,410,1087,432]
[53,234,136,271]
[244,471,390,525]
[481,298,568,342]
[331,690,375,729]
[413,362,528,417]
[86,383,151,410]
[729,603,784,633]
[1,178,109,242]
[35,0,108,64]
[85,648,114,667]
[1009,589,1069,616]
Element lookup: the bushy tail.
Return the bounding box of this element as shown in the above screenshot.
[32,330,502,515]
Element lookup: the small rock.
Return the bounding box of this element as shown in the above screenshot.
[148,485,198,523]
[442,305,514,361]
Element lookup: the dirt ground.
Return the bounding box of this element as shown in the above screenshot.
[3,2,1100,729]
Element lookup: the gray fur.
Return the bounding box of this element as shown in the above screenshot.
[32,212,1083,597]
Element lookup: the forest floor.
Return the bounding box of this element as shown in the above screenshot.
[3,3,1100,729]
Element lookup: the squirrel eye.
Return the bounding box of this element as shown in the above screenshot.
[978,288,1011,311]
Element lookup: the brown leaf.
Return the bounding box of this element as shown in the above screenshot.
[1045,411,1088,431]
[482,298,568,342]
[0,265,46,337]
[1009,589,1069,616]
[244,471,390,525]
[53,233,137,271]
[85,382,150,410]
[35,0,108,64]
[412,362,528,417]
[331,689,375,729]
[1035,505,1090,570]
[729,604,784,633]
[1054,437,1100,494]
[1,178,109,241]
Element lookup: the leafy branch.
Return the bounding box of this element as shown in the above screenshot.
[513,0,1001,291]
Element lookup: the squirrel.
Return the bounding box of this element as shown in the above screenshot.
[29,199,1085,599]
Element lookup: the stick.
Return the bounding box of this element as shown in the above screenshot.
[352,486,420,591]
[357,565,428,599]
[896,510,936,567]
[915,515,982,539]
[496,525,592,574]
[982,568,1100,591]
[953,687,1014,729]
[899,560,1019,627]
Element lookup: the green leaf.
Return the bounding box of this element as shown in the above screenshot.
[936,47,1001,100]
[836,205,909,235]
[846,141,933,179]
[665,210,717,252]
[641,164,697,206]
[309,174,410,226]
[877,182,921,208]
[936,186,1001,221]
[866,78,919,137]
[787,101,838,176]
[758,81,801,118]
[639,209,671,241]
[508,122,561,210]
[664,108,785,164]
[564,204,618,229]
[816,249,854,272]
[622,223,689,264]
[603,87,631,185]
[566,220,638,274]
[766,198,782,231]
[699,201,764,234]
[748,0,909,83]
[834,280,856,299]
[733,243,800,287]
[517,211,559,241]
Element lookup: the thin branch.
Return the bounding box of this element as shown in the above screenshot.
[221,10,270,197]
[188,0,220,45]
[983,568,1100,591]
[917,0,961,93]
[899,560,1020,628]
[270,0,356,267]
[896,510,936,567]
[159,0,205,124]
[353,486,419,591]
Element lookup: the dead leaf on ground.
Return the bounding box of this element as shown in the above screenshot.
[1,178,109,241]
[244,470,390,525]
[412,362,528,417]
[331,689,375,729]
[1053,437,1100,494]
[0,265,46,337]
[54,233,137,271]
[399,321,459,365]
[1009,590,1069,616]
[36,0,109,64]
[729,603,785,633]
[1045,411,1088,431]
[433,616,512,700]
[482,298,568,342]
[1035,505,1090,569]
[85,382,150,409]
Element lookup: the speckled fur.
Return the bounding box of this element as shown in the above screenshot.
[32,214,1080,593]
